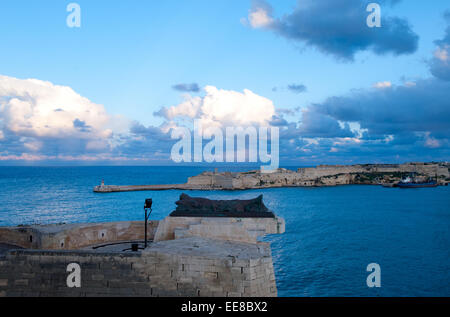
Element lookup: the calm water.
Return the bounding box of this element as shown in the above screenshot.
[0,166,449,297]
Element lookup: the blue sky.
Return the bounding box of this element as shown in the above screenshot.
[0,0,449,165]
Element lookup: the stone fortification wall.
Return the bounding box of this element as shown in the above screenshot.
[0,237,276,297]
[0,198,285,297]
[0,221,159,250]
[187,163,450,189]
[154,216,285,243]
[187,172,235,189]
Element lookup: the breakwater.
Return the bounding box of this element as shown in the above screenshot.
[94,184,192,192]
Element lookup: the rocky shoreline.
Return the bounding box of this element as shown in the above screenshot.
[94,162,450,192]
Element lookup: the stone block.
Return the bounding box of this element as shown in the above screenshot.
[204,272,219,280]
[21,273,35,279]
[90,274,104,281]
[14,279,29,287]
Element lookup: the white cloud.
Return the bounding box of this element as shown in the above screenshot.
[159,85,276,129]
[248,6,274,29]
[373,81,392,89]
[434,45,449,62]
[0,75,135,161]
[424,133,441,148]
[23,140,42,152]
[0,75,121,140]
[162,96,202,120]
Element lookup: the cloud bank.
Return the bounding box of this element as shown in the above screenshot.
[1,10,450,165]
[244,0,419,61]
[0,75,126,160]
[156,85,276,129]
[429,11,450,81]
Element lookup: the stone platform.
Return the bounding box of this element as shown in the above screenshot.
[0,195,285,297]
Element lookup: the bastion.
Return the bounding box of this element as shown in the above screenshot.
[0,194,285,297]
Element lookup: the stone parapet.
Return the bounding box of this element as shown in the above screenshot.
[0,221,159,250]
[153,216,285,244]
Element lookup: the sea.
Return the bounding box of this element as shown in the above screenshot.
[0,166,449,297]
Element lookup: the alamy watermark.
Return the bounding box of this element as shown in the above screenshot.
[65,3,380,29]
[66,263,81,288]
[366,3,381,28]
[170,120,279,172]
[366,263,381,288]
[66,3,81,28]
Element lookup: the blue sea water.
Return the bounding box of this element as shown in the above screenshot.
[0,166,449,297]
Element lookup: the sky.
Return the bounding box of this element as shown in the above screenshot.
[0,0,449,166]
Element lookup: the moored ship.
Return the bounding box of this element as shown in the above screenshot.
[397,176,438,188]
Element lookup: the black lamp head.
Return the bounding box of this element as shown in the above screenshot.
[144,198,153,209]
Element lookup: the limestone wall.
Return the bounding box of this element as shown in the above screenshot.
[0,237,276,297]
[319,173,354,186]
[0,227,42,249]
[186,163,450,189]
[0,212,285,297]
[214,173,234,189]
[153,216,285,244]
[187,172,235,189]
[0,221,159,250]
[298,163,449,179]
[298,165,364,179]
[187,173,213,186]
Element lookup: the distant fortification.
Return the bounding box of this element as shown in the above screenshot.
[186,162,450,190]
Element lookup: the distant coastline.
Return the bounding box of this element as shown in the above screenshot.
[94,162,450,192]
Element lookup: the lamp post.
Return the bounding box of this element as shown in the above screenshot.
[144,198,153,248]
